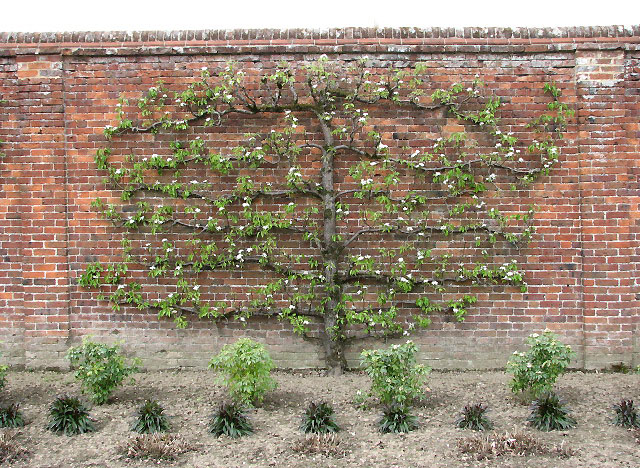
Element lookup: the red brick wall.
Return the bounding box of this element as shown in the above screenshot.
[0,26,638,369]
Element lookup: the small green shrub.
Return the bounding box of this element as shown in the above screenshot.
[527,392,576,431]
[455,403,493,431]
[360,340,429,407]
[300,401,340,434]
[0,404,24,428]
[612,399,639,428]
[208,338,276,407]
[66,338,140,405]
[132,400,169,434]
[378,403,418,433]
[506,331,574,398]
[47,395,94,436]
[209,402,253,438]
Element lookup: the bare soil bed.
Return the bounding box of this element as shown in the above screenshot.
[1,369,638,467]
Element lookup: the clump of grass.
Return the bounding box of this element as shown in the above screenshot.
[209,402,253,438]
[527,392,577,431]
[608,362,633,374]
[455,403,493,431]
[291,433,346,457]
[458,431,575,460]
[300,401,340,434]
[46,395,94,436]
[0,404,24,428]
[0,430,28,464]
[378,403,418,433]
[121,433,193,460]
[132,400,169,434]
[613,399,639,428]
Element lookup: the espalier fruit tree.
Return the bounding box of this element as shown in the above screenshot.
[81,57,572,374]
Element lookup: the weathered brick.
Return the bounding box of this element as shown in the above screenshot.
[0,30,637,372]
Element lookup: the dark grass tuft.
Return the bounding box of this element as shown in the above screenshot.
[378,403,418,433]
[131,399,169,434]
[209,402,253,438]
[527,392,577,431]
[300,401,340,434]
[46,395,94,436]
[455,403,493,431]
[613,399,639,428]
[0,404,24,429]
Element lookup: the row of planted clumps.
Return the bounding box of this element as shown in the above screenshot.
[0,332,639,462]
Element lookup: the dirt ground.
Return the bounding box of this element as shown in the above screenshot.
[0,369,638,467]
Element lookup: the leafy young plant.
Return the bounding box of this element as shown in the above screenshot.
[300,401,340,434]
[0,403,24,428]
[209,338,276,406]
[132,399,169,433]
[455,403,493,431]
[527,392,577,431]
[47,395,94,436]
[360,341,429,406]
[506,331,574,398]
[66,339,140,404]
[612,399,639,428]
[378,403,418,433]
[209,402,253,438]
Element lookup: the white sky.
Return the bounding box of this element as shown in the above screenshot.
[3,0,639,32]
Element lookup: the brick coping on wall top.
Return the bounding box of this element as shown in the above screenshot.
[0,26,638,57]
[1,26,640,43]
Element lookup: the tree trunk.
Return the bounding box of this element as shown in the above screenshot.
[316,112,347,374]
[322,257,347,375]
[323,311,347,376]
